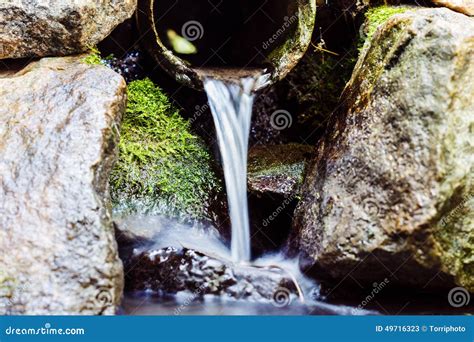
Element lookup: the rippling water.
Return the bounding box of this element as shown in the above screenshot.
[116,215,380,316]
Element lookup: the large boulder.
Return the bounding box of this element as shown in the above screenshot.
[0,0,136,59]
[332,0,473,17]
[291,8,474,292]
[432,0,474,16]
[0,56,126,314]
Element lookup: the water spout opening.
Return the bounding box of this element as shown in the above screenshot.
[137,0,316,89]
[154,0,298,69]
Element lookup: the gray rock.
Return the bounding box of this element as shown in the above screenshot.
[0,0,136,59]
[291,9,474,292]
[432,0,474,16]
[248,144,314,197]
[0,56,126,314]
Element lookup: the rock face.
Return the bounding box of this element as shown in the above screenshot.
[126,247,299,303]
[291,8,474,292]
[0,0,136,59]
[246,144,313,256]
[431,0,473,16]
[0,56,126,314]
[248,144,314,197]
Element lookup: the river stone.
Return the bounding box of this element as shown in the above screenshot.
[0,0,136,60]
[0,56,126,314]
[332,0,473,17]
[291,8,474,292]
[125,247,299,303]
[248,144,314,197]
[432,0,474,16]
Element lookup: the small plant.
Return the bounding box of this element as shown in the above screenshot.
[82,46,104,65]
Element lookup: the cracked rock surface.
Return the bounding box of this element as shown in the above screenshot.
[0,56,126,314]
[0,0,137,59]
[291,9,474,292]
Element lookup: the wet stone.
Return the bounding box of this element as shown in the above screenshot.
[125,247,299,303]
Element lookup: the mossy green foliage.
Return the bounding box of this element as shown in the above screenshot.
[82,46,104,65]
[110,78,220,219]
[360,6,410,49]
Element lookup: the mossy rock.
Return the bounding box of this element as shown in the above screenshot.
[292,8,474,292]
[248,144,314,196]
[110,78,222,222]
[358,5,413,50]
[274,32,358,143]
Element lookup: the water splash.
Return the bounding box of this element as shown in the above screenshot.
[203,75,265,262]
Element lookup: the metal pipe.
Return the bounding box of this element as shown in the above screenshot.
[136,0,316,90]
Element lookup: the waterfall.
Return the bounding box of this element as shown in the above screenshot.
[203,73,268,263]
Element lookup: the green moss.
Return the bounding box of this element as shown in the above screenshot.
[110,79,220,219]
[359,6,411,49]
[0,270,15,299]
[82,46,104,65]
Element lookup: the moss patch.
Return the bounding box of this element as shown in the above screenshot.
[110,78,220,220]
[82,47,105,65]
[359,6,411,49]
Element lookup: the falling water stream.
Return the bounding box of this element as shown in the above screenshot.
[120,74,456,315]
[203,72,269,263]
